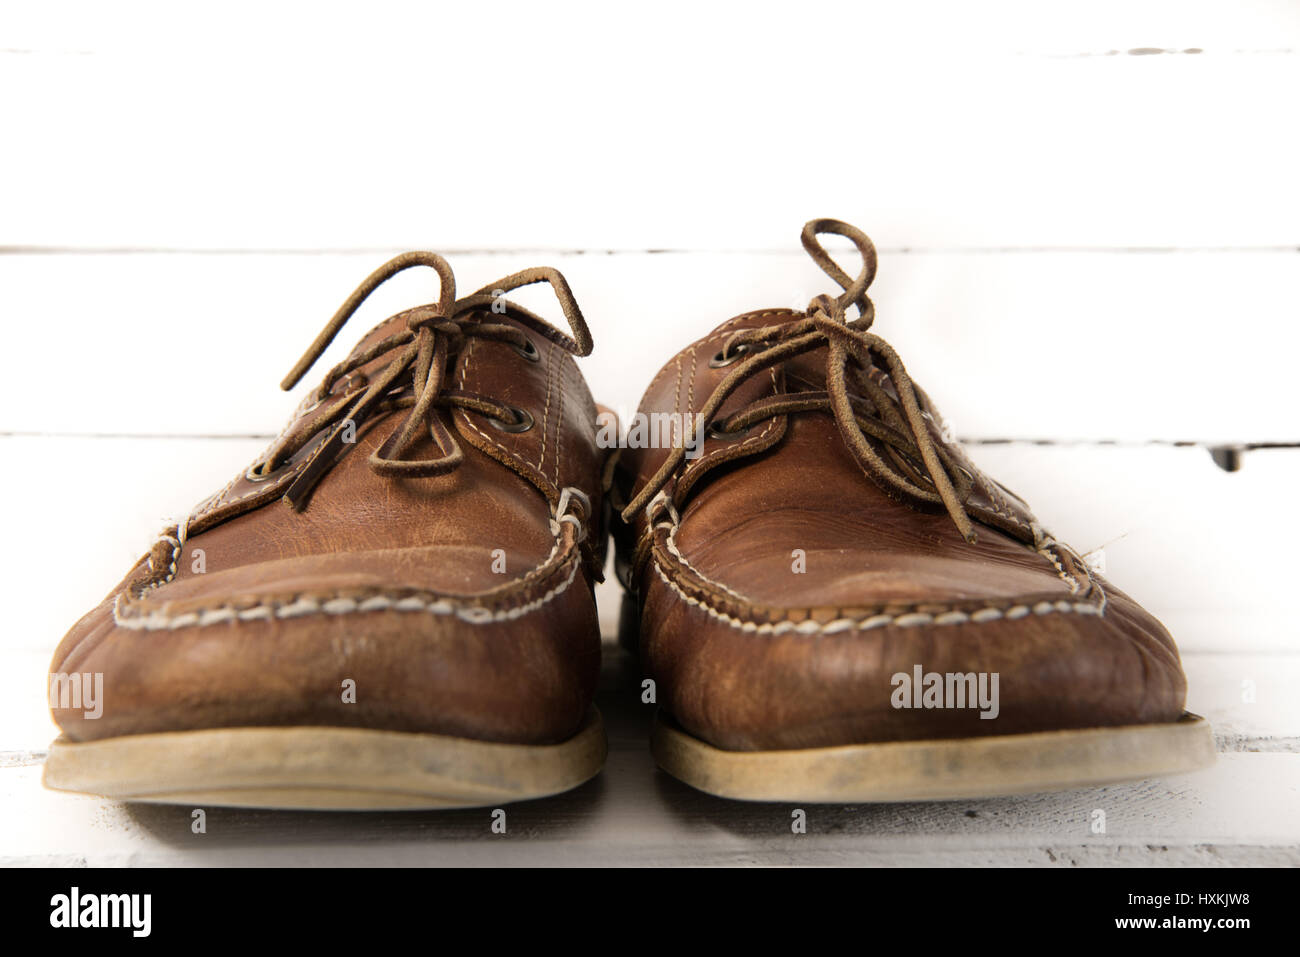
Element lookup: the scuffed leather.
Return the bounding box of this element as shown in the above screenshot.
[615,313,1189,751]
[50,308,606,746]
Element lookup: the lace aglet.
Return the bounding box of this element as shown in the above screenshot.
[280,428,347,512]
[281,472,316,512]
[282,492,308,513]
[280,349,321,392]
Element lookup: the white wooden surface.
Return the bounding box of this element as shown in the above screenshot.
[2,251,1296,443]
[1,0,1296,865]
[3,1,1299,251]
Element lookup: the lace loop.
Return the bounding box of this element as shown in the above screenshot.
[621,218,979,544]
[265,252,591,511]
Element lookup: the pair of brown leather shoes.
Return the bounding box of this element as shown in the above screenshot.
[45,221,1213,809]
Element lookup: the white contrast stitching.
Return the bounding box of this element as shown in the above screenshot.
[630,311,796,422]
[453,337,549,487]
[661,520,752,603]
[138,534,182,597]
[536,338,555,471]
[1030,522,1082,595]
[646,490,1107,633]
[685,366,781,476]
[652,561,1103,637]
[115,487,591,630]
[114,558,580,632]
[554,357,565,486]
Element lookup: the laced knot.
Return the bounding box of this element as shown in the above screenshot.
[622,218,980,544]
[255,251,592,511]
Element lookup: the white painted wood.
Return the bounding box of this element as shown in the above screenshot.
[12,1,1298,64]
[0,437,268,656]
[3,754,1297,866]
[1,2,1297,250]
[2,650,61,757]
[3,250,1296,442]
[1183,656,1300,753]
[965,444,1299,654]
[3,437,1295,656]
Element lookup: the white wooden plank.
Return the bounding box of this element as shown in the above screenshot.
[1,2,1297,250]
[2,250,1296,442]
[11,0,1300,61]
[12,0,1299,61]
[0,437,267,656]
[1,744,1295,866]
[966,444,1298,654]
[2,439,1295,656]
[1183,656,1300,753]
[0,650,62,755]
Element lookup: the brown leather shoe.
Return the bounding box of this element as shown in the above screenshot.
[45,253,608,809]
[612,219,1214,802]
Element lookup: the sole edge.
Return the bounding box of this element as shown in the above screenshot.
[652,712,1216,802]
[43,709,607,811]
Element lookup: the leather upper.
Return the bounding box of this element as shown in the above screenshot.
[50,260,606,746]
[613,227,1189,752]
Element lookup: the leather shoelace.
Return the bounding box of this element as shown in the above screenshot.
[259,252,592,511]
[621,218,983,544]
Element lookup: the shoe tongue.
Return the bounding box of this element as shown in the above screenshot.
[342,307,421,364]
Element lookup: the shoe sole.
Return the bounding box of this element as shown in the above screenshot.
[43,709,606,810]
[652,711,1215,802]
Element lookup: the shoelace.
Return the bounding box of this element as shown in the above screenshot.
[621,218,983,544]
[258,252,592,511]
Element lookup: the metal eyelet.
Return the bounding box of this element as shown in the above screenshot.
[706,419,751,440]
[511,337,541,362]
[487,406,534,433]
[709,343,752,368]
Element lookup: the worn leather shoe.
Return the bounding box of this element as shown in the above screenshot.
[612,219,1214,802]
[45,253,608,809]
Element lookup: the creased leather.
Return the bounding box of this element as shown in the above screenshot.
[50,288,606,746]
[615,314,1189,752]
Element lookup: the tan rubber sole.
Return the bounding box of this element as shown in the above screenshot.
[43,709,607,810]
[652,712,1215,802]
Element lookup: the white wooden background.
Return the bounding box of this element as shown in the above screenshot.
[1,1,1296,865]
